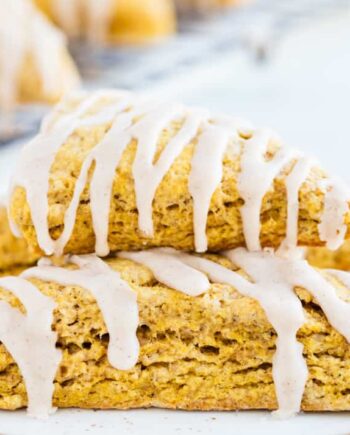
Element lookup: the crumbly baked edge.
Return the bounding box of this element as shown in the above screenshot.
[0,257,349,411]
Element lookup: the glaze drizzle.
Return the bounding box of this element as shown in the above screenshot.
[0,276,60,418]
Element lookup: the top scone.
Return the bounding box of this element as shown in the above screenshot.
[9,89,350,256]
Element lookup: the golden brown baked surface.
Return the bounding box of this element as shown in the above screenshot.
[307,241,350,271]
[110,0,176,44]
[35,0,176,44]
[9,94,350,256]
[0,255,349,411]
[0,207,38,271]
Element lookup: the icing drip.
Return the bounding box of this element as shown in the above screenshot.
[189,123,230,252]
[131,102,185,236]
[278,157,312,253]
[23,255,139,371]
[0,0,71,110]
[119,250,210,296]
[53,0,114,43]
[0,276,60,418]
[237,129,296,251]
[318,180,349,250]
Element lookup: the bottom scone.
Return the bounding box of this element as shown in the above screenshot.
[307,241,350,271]
[0,249,349,415]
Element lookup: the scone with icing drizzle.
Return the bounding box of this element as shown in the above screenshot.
[0,0,80,112]
[34,0,176,45]
[9,89,350,257]
[0,250,349,415]
[2,88,350,418]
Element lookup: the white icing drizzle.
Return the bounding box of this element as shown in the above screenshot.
[9,90,350,256]
[0,0,78,111]
[133,106,202,238]
[23,254,139,371]
[53,0,114,43]
[278,157,312,254]
[131,102,185,236]
[318,179,349,250]
[189,123,230,252]
[0,276,61,418]
[237,129,296,251]
[119,250,210,296]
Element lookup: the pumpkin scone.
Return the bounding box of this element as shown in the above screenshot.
[176,0,248,13]
[0,249,349,415]
[9,89,350,257]
[0,0,80,111]
[34,0,176,45]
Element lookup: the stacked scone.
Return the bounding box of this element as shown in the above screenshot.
[0,89,349,417]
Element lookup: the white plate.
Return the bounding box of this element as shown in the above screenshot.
[0,409,349,435]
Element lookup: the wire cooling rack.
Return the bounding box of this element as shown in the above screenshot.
[72,0,350,88]
[1,0,349,145]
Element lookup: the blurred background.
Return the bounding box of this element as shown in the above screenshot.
[1,0,350,194]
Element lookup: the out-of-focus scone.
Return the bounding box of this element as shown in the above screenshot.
[307,241,350,271]
[34,0,176,45]
[0,0,80,111]
[0,254,349,411]
[175,0,247,13]
[0,206,38,271]
[110,0,176,45]
[9,90,350,256]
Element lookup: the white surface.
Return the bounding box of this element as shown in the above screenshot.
[1,7,350,435]
[0,409,349,435]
